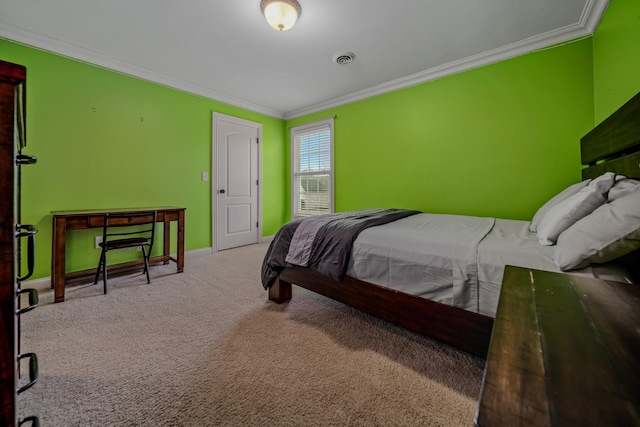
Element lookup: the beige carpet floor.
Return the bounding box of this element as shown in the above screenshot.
[18,243,485,426]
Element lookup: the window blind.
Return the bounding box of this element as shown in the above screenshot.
[291,120,333,217]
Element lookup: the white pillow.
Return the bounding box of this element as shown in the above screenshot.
[536,172,615,246]
[554,186,640,270]
[608,176,640,201]
[529,179,590,232]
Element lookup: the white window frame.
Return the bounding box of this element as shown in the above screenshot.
[290,117,334,219]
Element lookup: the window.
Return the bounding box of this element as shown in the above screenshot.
[291,118,334,218]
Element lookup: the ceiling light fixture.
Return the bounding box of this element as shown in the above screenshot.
[260,0,301,32]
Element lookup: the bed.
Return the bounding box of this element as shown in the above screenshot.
[262,91,640,358]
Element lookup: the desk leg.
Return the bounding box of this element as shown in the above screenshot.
[177,209,185,273]
[163,221,170,265]
[51,216,66,303]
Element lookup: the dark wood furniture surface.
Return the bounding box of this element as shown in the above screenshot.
[51,207,185,303]
[267,92,640,358]
[581,91,640,179]
[1,60,33,427]
[476,266,640,426]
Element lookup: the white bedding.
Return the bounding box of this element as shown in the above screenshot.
[346,213,633,317]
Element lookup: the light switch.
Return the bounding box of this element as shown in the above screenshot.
[202,172,209,181]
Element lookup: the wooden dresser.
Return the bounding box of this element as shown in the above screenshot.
[476,265,640,426]
[1,60,40,426]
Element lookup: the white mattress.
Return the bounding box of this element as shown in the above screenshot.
[345,213,632,317]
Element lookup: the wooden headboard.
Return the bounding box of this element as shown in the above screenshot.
[581,92,640,179]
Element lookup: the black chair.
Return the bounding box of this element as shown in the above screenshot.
[93,211,157,294]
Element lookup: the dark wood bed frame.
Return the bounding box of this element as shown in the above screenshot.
[268,91,640,358]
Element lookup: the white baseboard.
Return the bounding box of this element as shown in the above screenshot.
[186,247,214,258]
[22,276,51,291]
[22,247,216,290]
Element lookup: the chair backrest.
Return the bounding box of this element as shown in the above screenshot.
[102,211,157,250]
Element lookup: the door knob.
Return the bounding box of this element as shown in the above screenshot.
[219,189,226,194]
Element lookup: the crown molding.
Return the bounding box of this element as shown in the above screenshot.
[0,22,285,119]
[580,0,609,34]
[0,0,608,121]
[284,0,609,119]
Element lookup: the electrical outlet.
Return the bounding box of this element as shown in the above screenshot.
[95,236,103,249]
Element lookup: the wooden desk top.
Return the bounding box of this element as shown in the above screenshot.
[51,207,184,217]
[476,266,640,426]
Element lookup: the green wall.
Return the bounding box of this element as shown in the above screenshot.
[592,0,640,122]
[1,40,287,278]
[287,40,594,221]
[286,0,639,222]
[3,0,637,281]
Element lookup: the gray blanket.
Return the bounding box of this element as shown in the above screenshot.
[261,208,420,289]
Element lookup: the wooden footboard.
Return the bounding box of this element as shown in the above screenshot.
[269,267,494,358]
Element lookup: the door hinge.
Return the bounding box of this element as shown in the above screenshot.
[256,138,259,144]
[256,179,259,185]
[256,221,259,227]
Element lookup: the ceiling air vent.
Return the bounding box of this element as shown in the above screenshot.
[333,52,356,65]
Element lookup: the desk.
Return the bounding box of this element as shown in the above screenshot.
[476,266,640,426]
[51,207,185,303]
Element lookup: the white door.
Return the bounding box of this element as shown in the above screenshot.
[213,113,261,251]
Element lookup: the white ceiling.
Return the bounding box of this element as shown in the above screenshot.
[0,0,608,119]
